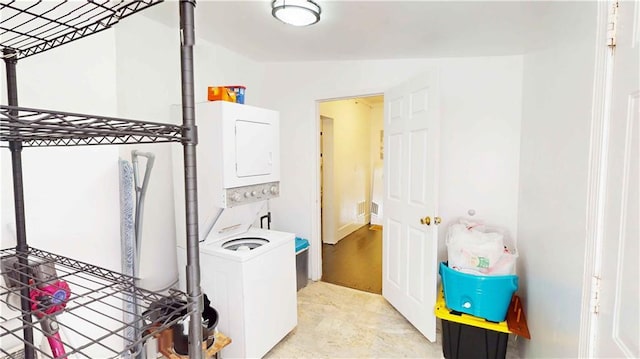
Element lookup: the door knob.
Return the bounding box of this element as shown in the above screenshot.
[420,216,431,225]
[434,217,442,225]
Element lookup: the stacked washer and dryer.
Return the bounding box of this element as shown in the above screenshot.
[173,101,297,358]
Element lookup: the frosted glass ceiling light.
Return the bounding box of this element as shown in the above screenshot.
[272,0,321,27]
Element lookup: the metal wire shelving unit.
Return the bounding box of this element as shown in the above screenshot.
[0,106,185,147]
[0,248,190,358]
[0,1,204,358]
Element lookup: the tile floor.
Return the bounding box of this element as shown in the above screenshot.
[265,281,521,358]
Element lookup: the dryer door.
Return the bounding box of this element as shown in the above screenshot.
[235,120,273,177]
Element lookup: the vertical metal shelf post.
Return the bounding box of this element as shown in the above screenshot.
[3,48,36,359]
[179,1,204,358]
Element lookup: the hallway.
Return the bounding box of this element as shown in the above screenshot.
[322,225,382,294]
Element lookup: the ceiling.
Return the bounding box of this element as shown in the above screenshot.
[144,1,547,62]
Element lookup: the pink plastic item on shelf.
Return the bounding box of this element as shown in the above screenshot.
[30,279,71,358]
[30,280,70,316]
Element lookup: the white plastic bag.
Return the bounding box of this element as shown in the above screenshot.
[487,248,518,275]
[446,219,518,276]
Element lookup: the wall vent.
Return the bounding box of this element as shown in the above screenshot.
[371,201,379,215]
[357,201,366,216]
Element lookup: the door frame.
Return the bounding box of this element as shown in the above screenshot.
[320,115,336,245]
[578,0,616,356]
[310,92,384,281]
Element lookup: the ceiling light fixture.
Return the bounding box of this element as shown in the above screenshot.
[271,0,321,27]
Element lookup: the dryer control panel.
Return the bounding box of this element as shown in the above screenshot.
[223,182,280,207]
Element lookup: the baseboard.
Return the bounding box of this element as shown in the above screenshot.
[336,222,363,242]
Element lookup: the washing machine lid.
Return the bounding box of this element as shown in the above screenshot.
[205,202,265,242]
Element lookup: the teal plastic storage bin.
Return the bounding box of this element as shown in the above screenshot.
[439,262,518,322]
[295,237,309,253]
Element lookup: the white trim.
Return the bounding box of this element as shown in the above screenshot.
[612,92,639,358]
[579,1,617,356]
[311,102,323,281]
[335,223,363,243]
[633,0,640,47]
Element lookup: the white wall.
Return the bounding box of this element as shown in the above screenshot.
[319,99,372,244]
[517,2,599,357]
[114,10,182,293]
[0,31,120,267]
[370,103,384,225]
[262,56,523,280]
[0,31,122,354]
[370,103,384,172]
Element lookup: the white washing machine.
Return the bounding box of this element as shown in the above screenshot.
[176,206,297,359]
[174,101,296,357]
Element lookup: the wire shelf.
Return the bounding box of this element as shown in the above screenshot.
[0,106,184,147]
[0,0,164,60]
[0,247,193,359]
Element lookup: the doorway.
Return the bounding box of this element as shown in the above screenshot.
[319,95,384,294]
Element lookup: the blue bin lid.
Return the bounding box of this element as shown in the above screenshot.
[295,237,309,252]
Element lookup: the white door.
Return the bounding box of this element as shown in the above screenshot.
[596,1,640,357]
[382,71,440,341]
[235,120,273,177]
